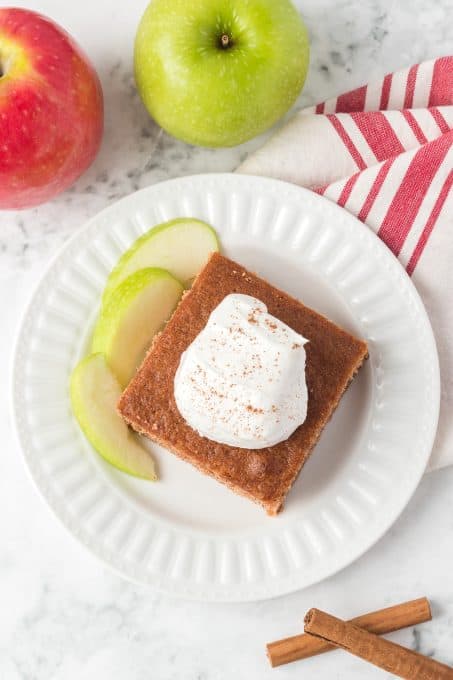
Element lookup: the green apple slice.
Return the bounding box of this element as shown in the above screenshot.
[70,353,157,480]
[92,267,183,387]
[102,217,218,303]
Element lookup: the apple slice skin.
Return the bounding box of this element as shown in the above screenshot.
[102,217,219,305]
[92,267,183,387]
[70,354,157,481]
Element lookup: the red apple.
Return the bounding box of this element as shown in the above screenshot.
[0,8,103,210]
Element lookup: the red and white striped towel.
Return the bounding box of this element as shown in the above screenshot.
[239,57,453,470]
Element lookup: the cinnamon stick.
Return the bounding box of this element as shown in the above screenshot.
[267,597,431,667]
[304,608,453,679]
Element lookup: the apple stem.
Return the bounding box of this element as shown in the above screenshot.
[220,34,230,49]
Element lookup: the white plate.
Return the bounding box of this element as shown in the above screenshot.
[12,174,439,602]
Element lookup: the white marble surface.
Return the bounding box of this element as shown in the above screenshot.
[1,0,453,677]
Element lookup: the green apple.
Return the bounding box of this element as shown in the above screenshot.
[102,217,218,304]
[134,0,310,147]
[70,353,157,480]
[93,268,183,387]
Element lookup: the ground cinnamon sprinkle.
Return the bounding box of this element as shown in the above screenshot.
[265,319,278,331]
[246,404,264,414]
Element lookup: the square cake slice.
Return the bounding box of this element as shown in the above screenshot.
[118,253,368,515]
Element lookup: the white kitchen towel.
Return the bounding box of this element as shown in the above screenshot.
[239,57,453,470]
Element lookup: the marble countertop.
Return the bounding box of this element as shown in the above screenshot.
[1,0,453,677]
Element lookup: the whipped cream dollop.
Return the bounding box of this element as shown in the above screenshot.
[174,293,308,449]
